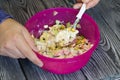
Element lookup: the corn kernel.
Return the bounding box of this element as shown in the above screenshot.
[81,39,86,43]
[61,25,65,29]
[71,28,75,32]
[74,46,79,50]
[67,27,72,31]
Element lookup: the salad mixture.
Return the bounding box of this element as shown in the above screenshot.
[33,20,93,59]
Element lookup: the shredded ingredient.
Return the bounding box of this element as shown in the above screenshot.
[33,20,93,59]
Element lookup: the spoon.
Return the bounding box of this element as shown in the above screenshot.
[73,3,86,29]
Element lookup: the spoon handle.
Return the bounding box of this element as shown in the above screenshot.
[73,3,86,29]
[76,3,86,20]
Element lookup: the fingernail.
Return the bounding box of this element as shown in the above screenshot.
[73,4,82,9]
[73,6,79,9]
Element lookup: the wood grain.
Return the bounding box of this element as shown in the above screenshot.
[0,56,26,80]
[0,0,120,80]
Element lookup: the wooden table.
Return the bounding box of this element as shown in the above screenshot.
[0,0,120,80]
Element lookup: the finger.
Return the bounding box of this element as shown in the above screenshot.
[86,0,100,9]
[0,44,23,58]
[3,41,26,59]
[73,3,83,9]
[16,35,43,67]
[22,27,39,52]
[82,0,90,3]
[0,47,8,56]
[0,52,16,58]
[2,50,18,58]
[9,47,26,59]
[7,50,25,59]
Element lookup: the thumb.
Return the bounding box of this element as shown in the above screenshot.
[82,0,90,3]
[73,3,82,9]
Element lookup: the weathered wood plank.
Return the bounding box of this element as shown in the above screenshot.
[84,0,120,79]
[87,0,120,69]
[19,0,120,79]
[41,0,67,8]
[0,0,45,24]
[0,56,26,80]
[0,0,120,80]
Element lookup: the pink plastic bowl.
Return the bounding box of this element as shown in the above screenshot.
[25,7,100,74]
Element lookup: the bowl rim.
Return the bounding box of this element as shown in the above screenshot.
[25,7,100,61]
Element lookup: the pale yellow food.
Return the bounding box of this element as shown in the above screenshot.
[33,21,93,59]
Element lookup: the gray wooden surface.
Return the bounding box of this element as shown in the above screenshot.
[0,0,120,80]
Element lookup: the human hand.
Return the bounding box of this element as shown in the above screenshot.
[73,0,100,9]
[0,18,43,67]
